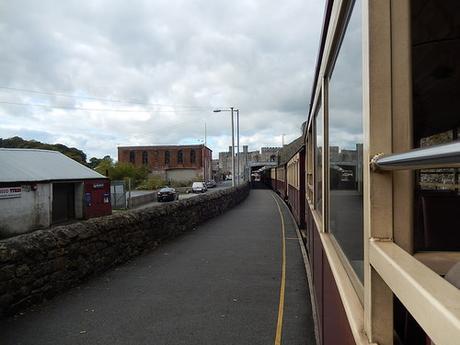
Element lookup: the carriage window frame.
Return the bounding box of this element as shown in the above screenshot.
[321,0,365,300]
[306,127,314,204]
[314,96,323,216]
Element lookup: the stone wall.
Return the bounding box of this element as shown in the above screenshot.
[0,183,249,316]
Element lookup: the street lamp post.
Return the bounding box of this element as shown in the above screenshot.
[236,109,240,185]
[213,107,237,187]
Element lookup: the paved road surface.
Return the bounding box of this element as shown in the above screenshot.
[133,181,233,209]
[0,189,315,345]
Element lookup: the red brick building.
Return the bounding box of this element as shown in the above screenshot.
[118,144,212,182]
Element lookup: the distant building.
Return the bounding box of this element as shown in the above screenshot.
[260,147,281,163]
[118,144,212,182]
[211,159,219,180]
[218,145,281,181]
[0,148,112,238]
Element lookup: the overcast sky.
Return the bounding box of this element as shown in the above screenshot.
[0,0,324,159]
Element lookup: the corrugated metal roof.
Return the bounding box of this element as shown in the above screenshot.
[0,148,105,182]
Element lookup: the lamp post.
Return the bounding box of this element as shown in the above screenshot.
[213,107,237,187]
[235,109,240,185]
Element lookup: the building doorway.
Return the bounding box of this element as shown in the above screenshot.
[52,183,75,224]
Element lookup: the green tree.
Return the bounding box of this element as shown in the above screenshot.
[0,136,87,164]
[95,160,148,186]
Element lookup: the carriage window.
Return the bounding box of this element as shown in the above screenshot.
[411,0,460,254]
[307,129,314,202]
[315,103,323,213]
[328,0,363,282]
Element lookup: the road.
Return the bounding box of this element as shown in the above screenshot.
[134,180,233,209]
[0,189,315,345]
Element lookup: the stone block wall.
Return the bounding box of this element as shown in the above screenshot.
[0,183,249,316]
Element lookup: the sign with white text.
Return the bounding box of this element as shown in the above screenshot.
[0,187,22,199]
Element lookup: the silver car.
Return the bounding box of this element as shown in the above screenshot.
[192,182,207,193]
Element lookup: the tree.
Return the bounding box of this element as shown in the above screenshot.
[95,159,148,186]
[0,136,87,164]
[89,155,113,169]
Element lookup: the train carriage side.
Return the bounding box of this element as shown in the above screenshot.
[286,148,306,228]
[270,167,277,190]
[275,165,287,199]
[301,1,460,345]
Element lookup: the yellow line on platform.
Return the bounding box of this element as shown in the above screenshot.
[272,194,286,345]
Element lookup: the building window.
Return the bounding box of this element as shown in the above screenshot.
[190,149,196,164]
[270,154,276,162]
[328,0,363,282]
[129,151,135,164]
[142,151,148,165]
[165,151,170,165]
[315,101,323,213]
[177,150,183,164]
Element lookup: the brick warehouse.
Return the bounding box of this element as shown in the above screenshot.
[118,144,212,182]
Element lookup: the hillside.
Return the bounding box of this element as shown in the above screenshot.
[0,136,87,164]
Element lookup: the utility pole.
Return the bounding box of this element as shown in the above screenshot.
[204,122,207,181]
[213,107,237,188]
[230,107,235,187]
[236,109,240,186]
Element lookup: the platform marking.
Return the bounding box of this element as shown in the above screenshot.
[272,194,286,345]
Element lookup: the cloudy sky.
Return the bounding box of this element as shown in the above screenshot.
[0,0,324,160]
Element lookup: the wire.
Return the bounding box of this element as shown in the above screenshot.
[0,100,210,113]
[0,86,211,109]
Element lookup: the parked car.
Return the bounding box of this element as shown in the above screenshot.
[192,182,207,193]
[205,180,217,188]
[157,187,178,202]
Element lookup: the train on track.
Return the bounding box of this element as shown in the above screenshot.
[262,1,460,344]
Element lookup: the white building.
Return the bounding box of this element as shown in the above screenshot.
[0,149,111,238]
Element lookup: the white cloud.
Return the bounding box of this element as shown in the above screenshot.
[0,0,324,159]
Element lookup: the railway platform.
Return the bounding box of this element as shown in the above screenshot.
[0,189,316,345]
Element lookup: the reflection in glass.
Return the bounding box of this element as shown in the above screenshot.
[328,0,363,282]
[315,103,323,213]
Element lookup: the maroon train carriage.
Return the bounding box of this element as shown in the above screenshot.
[286,148,306,229]
[275,165,287,199]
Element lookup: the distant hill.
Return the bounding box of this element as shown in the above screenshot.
[0,136,87,164]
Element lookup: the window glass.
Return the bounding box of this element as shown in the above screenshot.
[328,0,363,282]
[129,151,135,164]
[307,130,314,202]
[177,150,183,164]
[142,151,148,165]
[418,131,458,192]
[190,150,196,163]
[411,0,460,254]
[315,102,323,212]
[165,151,170,165]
